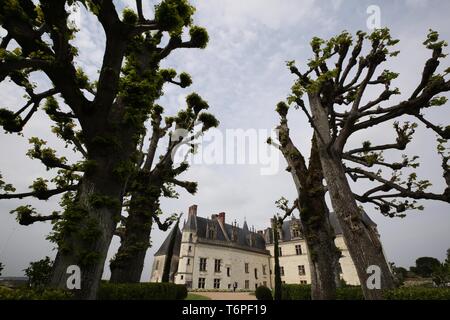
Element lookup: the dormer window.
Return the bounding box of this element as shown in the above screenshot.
[207,223,216,239]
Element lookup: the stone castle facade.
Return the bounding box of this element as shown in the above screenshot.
[150,204,383,290]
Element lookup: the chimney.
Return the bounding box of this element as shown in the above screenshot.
[188,204,197,217]
[218,212,225,225]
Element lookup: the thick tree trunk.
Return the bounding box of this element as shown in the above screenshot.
[109,203,154,283]
[49,160,125,299]
[298,189,339,300]
[297,138,339,300]
[277,118,339,299]
[308,94,394,299]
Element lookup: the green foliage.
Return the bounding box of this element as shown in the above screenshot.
[276,101,289,117]
[176,284,188,300]
[412,257,441,277]
[423,29,448,52]
[154,0,195,33]
[122,8,138,25]
[384,287,450,300]
[189,26,209,48]
[0,286,73,300]
[0,172,15,193]
[198,112,219,131]
[179,72,192,88]
[255,286,273,300]
[0,108,22,132]
[186,92,209,114]
[30,177,49,199]
[24,256,53,290]
[98,282,182,300]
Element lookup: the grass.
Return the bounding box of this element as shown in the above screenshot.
[185,293,211,300]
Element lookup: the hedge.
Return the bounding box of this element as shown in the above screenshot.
[98,282,186,300]
[280,284,450,300]
[255,286,273,300]
[1,283,188,300]
[0,286,73,300]
[384,287,450,300]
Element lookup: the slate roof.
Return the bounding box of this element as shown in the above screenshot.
[190,216,266,251]
[154,225,182,256]
[155,207,378,256]
[267,210,377,242]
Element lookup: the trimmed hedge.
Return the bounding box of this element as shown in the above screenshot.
[0,286,72,300]
[176,284,188,300]
[98,282,183,300]
[280,284,450,300]
[1,283,188,300]
[255,286,273,300]
[384,287,450,300]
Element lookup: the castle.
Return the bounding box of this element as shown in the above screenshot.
[150,204,383,290]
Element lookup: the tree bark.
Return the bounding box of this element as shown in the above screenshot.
[49,157,127,299]
[308,93,395,300]
[109,195,157,283]
[272,218,282,300]
[277,118,339,299]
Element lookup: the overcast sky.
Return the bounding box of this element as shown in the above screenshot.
[0,0,449,281]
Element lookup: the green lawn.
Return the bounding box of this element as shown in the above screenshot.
[185,293,211,300]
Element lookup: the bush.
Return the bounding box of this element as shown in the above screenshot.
[281,284,311,300]
[385,287,450,300]
[280,284,450,300]
[98,282,180,300]
[0,286,72,300]
[255,286,273,300]
[176,284,188,300]
[336,286,364,300]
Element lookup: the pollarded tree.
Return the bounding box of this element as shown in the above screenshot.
[0,0,209,299]
[268,123,341,300]
[285,28,449,299]
[110,93,218,283]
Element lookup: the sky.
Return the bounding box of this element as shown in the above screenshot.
[0,0,449,281]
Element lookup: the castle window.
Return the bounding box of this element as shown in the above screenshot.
[187,258,190,266]
[293,228,301,238]
[280,266,285,276]
[214,279,220,289]
[199,258,207,272]
[198,278,206,289]
[262,265,266,275]
[254,268,258,279]
[295,245,302,255]
[181,275,184,280]
[245,263,249,273]
[214,259,221,273]
[298,265,306,275]
[227,267,230,277]
[263,281,267,287]
[188,245,192,252]
[189,233,193,242]
[300,280,307,284]
[245,280,249,289]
